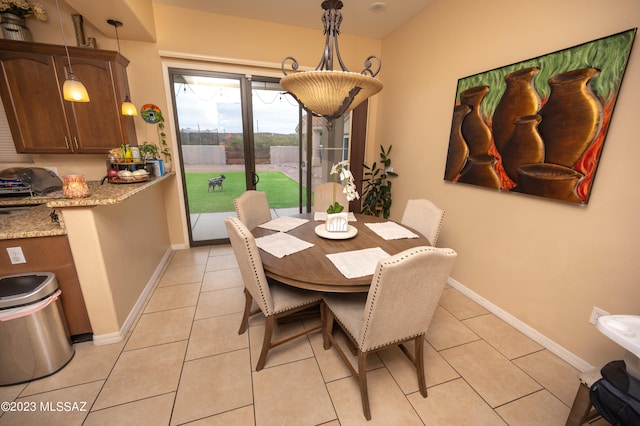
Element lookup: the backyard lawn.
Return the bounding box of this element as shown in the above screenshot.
[185,171,304,213]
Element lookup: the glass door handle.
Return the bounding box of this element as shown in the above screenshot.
[253,172,260,186]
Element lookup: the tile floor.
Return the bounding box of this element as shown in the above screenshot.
[0,245,610,425]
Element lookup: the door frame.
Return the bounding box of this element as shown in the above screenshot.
[168,68,308,246]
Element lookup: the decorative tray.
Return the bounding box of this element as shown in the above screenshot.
[314,224,358,240]
[108,177,149,184]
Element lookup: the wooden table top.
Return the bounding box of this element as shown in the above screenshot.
[251,213,431,293]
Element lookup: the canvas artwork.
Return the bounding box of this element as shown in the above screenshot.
[444,28,636,204]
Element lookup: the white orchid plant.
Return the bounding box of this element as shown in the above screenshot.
[327,160,359,214]
[0,0,47,21]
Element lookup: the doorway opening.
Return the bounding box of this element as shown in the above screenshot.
[169,68,358,246]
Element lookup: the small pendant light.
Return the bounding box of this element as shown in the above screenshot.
[107,19,138,116]
[55,0,90,102]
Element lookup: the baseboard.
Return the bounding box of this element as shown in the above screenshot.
[447,277,594,372]
[92,247,174,346]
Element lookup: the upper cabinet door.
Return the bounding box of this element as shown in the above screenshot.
[56,56,125,153]
[0,50,74,153]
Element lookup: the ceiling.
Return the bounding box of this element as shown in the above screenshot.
[151,0,436,38]
[69,0,436,41]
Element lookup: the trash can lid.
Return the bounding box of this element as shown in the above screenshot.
[0,272,58,309]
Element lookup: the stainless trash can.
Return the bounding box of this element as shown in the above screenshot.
[0,272,75,386]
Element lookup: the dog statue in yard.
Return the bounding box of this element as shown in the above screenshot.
[208,175,226,192]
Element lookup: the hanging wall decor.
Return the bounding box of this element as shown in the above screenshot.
[444,28,636,204]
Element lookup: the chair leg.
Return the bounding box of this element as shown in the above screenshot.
[256,315,275,371]
[415,335,428,397]
[566,383,595,426]
[238,288,253,335]
[322,306,334,350]
[358,351,371,421]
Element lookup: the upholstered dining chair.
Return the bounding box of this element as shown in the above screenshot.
[233,190,272,230]
[322,246,457,420]
[400,198,445,246]
[313,182,348,213]
[225,216,323,371]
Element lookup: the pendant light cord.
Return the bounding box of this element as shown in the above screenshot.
[114,24,121,52]
[54,0,74,75]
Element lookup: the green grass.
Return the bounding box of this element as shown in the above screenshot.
[185,171,304,213]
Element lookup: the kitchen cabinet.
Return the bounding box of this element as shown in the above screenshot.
[0,235,92,339]
[0,39,136,154]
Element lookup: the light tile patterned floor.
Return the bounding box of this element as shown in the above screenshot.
[0,246,611,425]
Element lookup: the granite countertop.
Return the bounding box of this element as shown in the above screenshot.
[0,204,66,240]
[0,173,174,240]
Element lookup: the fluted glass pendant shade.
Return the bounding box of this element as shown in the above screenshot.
[280,70,382,119]
[281,0,382,120]
[62,73,90,102]
[121,95,138,116]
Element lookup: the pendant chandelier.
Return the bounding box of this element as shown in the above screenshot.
[107,19,138,116]
[280,0,382,120]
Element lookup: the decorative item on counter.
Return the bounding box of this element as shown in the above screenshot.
[116,169,148,181]
[146,159,163,177]
[103,162,148,184]
[108,147,123,163]
[130,146,141,162]
[62,175,90,198]
[0,0,47,42]
[121,144,132,161]
[325,160,358,233]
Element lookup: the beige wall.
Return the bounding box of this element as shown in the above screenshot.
[4,0,638,366]
[376,0,639,368]
[61,180,171,337]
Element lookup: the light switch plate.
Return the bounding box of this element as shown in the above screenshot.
[6,247,26,264]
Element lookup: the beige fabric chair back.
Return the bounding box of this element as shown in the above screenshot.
[358,246,457,352]
[314,182,348,213]
[224,216,274,315]
[400,199,445,246]
[234,190,272,230]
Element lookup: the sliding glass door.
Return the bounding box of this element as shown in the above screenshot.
[168,68,365,246]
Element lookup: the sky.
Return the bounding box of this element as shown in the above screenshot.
[173,79,301,135]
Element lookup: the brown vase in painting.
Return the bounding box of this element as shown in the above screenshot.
[517,163,584,203]
[501,114,544,183]
[537,68,603,168]
[460,86,492,157]
[457,154,500,189]
[492,67,540,154]
[445,104,471,181]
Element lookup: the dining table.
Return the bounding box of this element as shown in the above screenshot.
[250,213,431,293]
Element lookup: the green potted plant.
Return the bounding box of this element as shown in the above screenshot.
[138,141,158,161]
[361,145,398,219]
[156,113,172,171]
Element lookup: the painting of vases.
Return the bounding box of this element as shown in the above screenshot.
[444,28,636,204]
